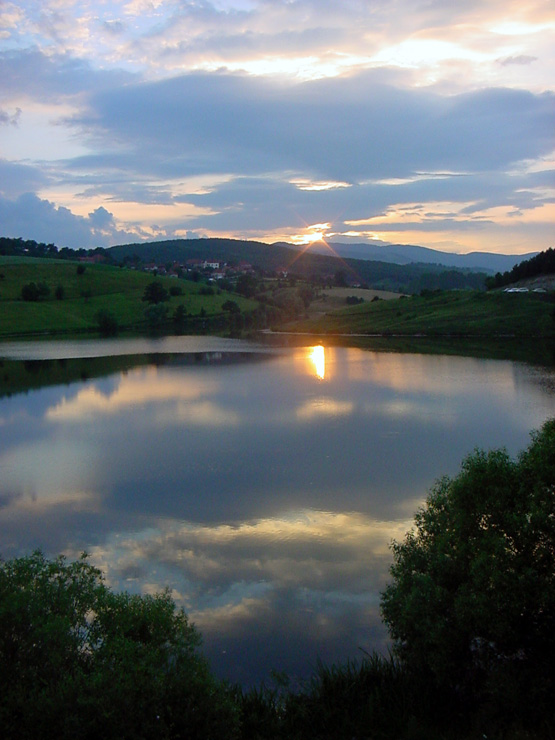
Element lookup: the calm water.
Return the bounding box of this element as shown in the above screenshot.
[1,336,554,687]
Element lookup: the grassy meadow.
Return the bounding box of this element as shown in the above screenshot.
[0,257,255,338]
[285,289,555,338]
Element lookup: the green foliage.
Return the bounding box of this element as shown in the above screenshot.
[238,655,456,740]
[297,285,314,308]
[0,551,239,740]
[95,308,118,337]
[290,290,555,337]
[236,273,258,298]
[334,269,348,287]
[144,302,168,333]
[222,299,240,313]
[381,419,555,726]
[142,279,169,304]
[0,260,255,338]
[21,281,50,301]
[487,247,555,289]
[172,303,187,332]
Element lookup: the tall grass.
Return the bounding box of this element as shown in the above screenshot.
[237,653,555,739]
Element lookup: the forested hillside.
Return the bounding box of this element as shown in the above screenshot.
[487,247,555,289]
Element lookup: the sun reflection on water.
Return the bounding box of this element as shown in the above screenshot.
[309,345,325,379]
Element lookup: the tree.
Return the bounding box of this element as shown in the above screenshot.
[222,299,240,314]
[380,419,555,718]
[142,280,169,304]
[21,281,50,301]
[144,302,168,334]
[0,551,239,740]
[172,304,187,333]
[95,309,118,337]
[334,269,347,287]
[235,273,258,298]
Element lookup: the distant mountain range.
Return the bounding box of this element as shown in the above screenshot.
[108,237,536,276]
[284,240,538,274]
[105,237,495,293]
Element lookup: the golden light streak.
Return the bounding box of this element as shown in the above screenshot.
[309,345,326,380]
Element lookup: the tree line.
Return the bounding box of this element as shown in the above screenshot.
[486,246,555,289]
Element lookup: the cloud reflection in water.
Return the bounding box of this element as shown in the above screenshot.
[1,344,555,685]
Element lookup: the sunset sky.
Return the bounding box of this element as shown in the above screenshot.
[1,0,554,254]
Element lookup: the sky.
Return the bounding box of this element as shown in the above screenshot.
[0,0,554,254]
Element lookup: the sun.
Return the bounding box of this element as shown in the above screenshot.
[293,223,332,246]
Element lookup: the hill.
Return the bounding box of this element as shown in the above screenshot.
[486,247,555,289]
[0,257,255,338]
[283,290,555,338]
[106,238,488,293]
[294,240,538,274]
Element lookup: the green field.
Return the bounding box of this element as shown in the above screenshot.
[284,289,555,337]
[0,258,255,338]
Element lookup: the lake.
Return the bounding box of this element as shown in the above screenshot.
[1,335,554,687]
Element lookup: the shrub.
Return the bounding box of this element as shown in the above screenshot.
[95,309,118,337]
[21,282,50,301]
[142,280,169,304]
[0,551,239,740]
[381,419,555,728]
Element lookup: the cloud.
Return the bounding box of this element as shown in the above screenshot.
[71,71,553,182]
[2,0,554,252]
[499,54,538,66]
[0,107,21,125]
[0,159,49,197]
[0,49,136,103]
[0,193,140,247]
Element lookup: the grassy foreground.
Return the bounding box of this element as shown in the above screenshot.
[284,289,555,338]
[0,257,254,338]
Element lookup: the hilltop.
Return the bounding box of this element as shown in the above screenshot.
[106,237,488,293]
[285,240,537,274]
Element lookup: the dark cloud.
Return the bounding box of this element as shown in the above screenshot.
[70,70,554,184]
[0,193,139,247]
[0,159,49,198]
[0,49,137,102]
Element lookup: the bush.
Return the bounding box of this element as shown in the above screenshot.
[142,280,169,304]
[381,419,555,728]
[95,309,118,337]
[21,282,50,301]
[144,302,168,334]
[172,304,187,333]
[0,551,239,740]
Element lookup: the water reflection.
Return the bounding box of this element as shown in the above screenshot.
[309,345,326,380]
[1,342,555,686]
